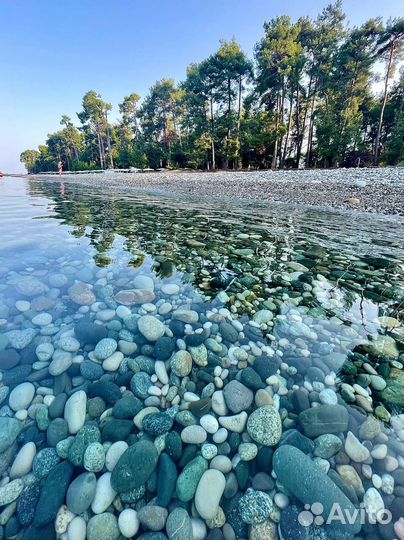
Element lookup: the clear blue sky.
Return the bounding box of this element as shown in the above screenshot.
[1,0,401,173]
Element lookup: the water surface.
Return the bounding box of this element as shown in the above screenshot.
[0,177,403,540]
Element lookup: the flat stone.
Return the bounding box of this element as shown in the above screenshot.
[17,482,41,527]
[358,416,381,440]
[223,380,253,413]
[181,425,207,444]
[200,414,219,434]
[131,371,152,399]
[34,461,74,526]
[106,441,129,471]
[364,335,399,360]
[84,442,105,472]
[10,441,36,478]
[111,440,158,493]
[313,434,342,459]
[0,479,24,505]
[112,394,142,419]
[115,289,155,305]
[9,382,35,411]
[336,465,365,496]
[91,472,117,514]
[32,312,52,326]
[49,350,73,375]
[102,419,133,442]
[195,469,226,520]
[94,338,118,360]
[170,350,192,377]
[64,390,87,434]
[87,513,119,540]
[176,455,208,502]
[33,447,60,478]
[68,422,101,466]
[75,318,108,344]
[157,453,177,507]
[253,310,273,324]
[143,413,173,437]
[219,322,239,343]
[66,472,97,514]
[68,282,96,305]
[172,310,199,324]
[81,360,104,380]
[138,315,165,341]
[35,343,54,362]
[247,406,282,446]
[154,337,176,362]
[273,445,361,539]
[88,380,121,404]
[381,368,404,408]
[0,349,20,369]
[0,417,22,453]
[363,487,384,522]
[218,411,247,433]
[16,276,48,297]
[138,505,168,531]
[166,508,193,540]
[47,418,69,447]
[6,328,36,350]
[344,431,370,463]
[189,344,208,367]
[298,404,349,438]
[118,509,140,538]
[249,519,278,540]
[239,488,273,524]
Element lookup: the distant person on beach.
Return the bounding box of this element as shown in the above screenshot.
[58,161,63,176]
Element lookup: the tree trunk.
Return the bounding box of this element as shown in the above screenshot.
[222,77,232,169]
[281,94,293,168]
[277,82,285,166]
[97,131,104,169]
[305,67,321,168]
[210,97,216,170]
[294,85,300,168]
[374,44,395,165]
[104,112,114,168]
[100,133,106,169]
[297,72,313,167]
[235,75,243,169]
[271,93,280,169]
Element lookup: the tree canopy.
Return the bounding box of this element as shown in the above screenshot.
[21,4,404,174]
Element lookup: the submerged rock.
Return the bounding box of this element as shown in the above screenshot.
[0,417,22,453]
[273,445,361,538]
[34,461,74,526]
[111,440,158,493]
[247,406,282,446]
[298,405,349,438]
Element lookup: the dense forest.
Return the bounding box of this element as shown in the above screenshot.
[21,3,404,173]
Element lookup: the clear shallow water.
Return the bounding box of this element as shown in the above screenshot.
[0,177,403,540]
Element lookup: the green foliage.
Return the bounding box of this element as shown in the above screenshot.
[20,149,40,173]
[21,7,404,172]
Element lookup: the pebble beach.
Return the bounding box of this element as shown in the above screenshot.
[30,167,404,216]
[0,176,403,540]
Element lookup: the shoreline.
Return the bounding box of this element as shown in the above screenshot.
[25,167,404,216]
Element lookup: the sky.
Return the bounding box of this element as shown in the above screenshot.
[0,0,402,173]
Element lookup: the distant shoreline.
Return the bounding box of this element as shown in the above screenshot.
[16,167,404,216]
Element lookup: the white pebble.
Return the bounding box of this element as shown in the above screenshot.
[10,442,36,478]
[200,414,219,434]
[118,508,139,538]
[274,492,289,509]
[105,441,129,471]
[67,517,86,540]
